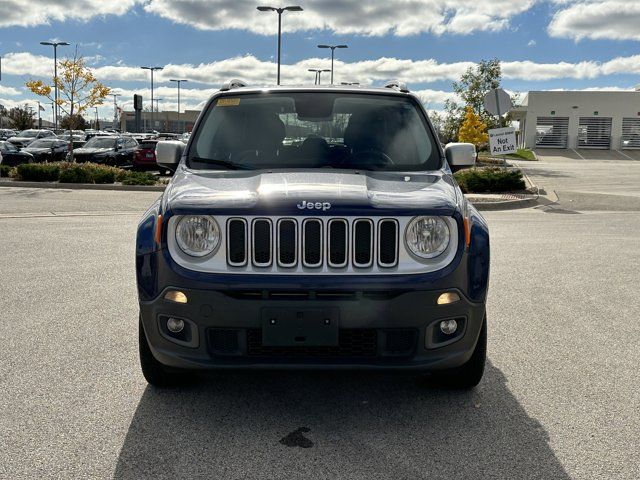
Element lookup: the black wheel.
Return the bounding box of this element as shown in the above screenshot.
[139,318,190,387]
[433,315,487,389]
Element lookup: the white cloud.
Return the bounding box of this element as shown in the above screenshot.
[527,40,536,47]
[145,0,535,36]
[549,0,640,41]
[0,85,21,96]
[0,0,138,27]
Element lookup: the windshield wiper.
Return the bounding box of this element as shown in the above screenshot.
[188,156,254,170]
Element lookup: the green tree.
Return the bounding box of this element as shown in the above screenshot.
[60,114,87,131]
[445,59,506,140]
[458,106,488,148]
[7,104,36,130]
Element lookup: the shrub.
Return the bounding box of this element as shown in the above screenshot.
[0,165,14,177]
[454,167,525,193]
[16,163,61,181]
[121,171,157,186]
[81,163,118,184]
[59,164,94,183]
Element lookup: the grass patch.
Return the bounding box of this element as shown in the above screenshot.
[506,149,536,161]
[454,167,525,193]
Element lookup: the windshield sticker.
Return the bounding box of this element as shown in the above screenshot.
[217,98,241,107]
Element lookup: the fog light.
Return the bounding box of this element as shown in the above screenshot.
[167,317,185,333]
[437,292,460,305]
[164,290,188,304]
[440,319,458,335]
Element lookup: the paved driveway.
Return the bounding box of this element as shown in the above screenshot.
[0,180,638,479]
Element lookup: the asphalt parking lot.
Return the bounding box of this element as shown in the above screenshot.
[1,153,639,479]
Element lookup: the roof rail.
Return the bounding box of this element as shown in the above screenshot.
[384,80,409,93]
[220,79,248,91]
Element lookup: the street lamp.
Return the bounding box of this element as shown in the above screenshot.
[40,40,70,131]
[257,5,303,85]
[170,79,188,133]
[154,98,163,113]
[308,68,331,85]
[94,106,98,129]
[141,66,163,132]
[317,44,348,85]
[112,94,119,129]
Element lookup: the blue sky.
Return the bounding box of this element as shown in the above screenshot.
[1,0,639,123]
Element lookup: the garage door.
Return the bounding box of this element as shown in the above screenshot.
[578,117,612,149]
[621,118,640,149]
[535,117,568,148]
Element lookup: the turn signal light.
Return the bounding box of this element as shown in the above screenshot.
[437,292,460,305]
[164,290,188,304]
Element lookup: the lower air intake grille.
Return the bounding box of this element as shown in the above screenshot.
[247,329,377,357]
[383,329,417,356]
[209,329,241,355]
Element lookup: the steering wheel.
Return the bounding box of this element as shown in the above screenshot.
[341,149,395,168]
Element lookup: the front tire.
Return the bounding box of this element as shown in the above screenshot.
[139,318,189,387]
[433,315,487,389]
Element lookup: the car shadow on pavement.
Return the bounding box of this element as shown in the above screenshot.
[113,362,570,480]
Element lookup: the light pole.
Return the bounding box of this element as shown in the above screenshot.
[317,44,348,85]
[113,94,119,128]
[40,41,70,131]
[94,106,98,129]
[141,66,163,132]
[170,79,188,133]
[257,5,303,85]
[308,68,330,85]
[154,98,163,112]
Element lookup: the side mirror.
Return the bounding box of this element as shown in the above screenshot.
[444,143,477,172]
[156,140,184,171]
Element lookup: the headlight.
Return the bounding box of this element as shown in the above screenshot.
[405,216,450,259]
[175,215,220,257]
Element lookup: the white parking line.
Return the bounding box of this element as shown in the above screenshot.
[617,150,635,161]
[571,149,586,160]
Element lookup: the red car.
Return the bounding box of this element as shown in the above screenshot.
[133,139,170,175]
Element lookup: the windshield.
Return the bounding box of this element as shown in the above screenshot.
[18,130,39,138]
[84,137,116,149]
[28,139,57,148]
[188,92,440,171]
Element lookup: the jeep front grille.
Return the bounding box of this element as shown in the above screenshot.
[169,215,459,275]
[225,217,398,270]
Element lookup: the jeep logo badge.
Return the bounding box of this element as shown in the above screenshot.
[297,200,331,211]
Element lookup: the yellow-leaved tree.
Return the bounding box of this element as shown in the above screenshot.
[26,47,110,160]
[458,106,488,149]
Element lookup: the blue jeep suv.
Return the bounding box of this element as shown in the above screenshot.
[136,81,490,388]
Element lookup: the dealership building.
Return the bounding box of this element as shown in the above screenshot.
[119,109,201,133]
[509,90,640,150]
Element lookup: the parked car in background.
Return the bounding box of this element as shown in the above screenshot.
[7,129,57,149]
[0,129,18,140]
[22,138,70,162]
[0,141,34,166]
[72,135,138,167]
[179,132,191,144]
[132,138,167,174]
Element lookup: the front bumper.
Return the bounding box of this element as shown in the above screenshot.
[140,286,486,371]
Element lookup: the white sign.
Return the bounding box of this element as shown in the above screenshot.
[488,127,517,155]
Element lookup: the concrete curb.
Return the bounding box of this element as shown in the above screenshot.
[467,194,539,211]
[0,180,166,192]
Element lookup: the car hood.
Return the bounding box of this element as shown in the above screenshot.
[7,137,36,143]
[164,168,461,216]
[23,147,52,153]
[73,147,114,154]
